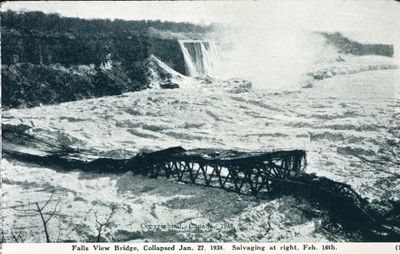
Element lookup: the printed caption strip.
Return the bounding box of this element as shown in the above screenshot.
[2,243,400,254]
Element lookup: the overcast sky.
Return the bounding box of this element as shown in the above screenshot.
[2,0,400,44]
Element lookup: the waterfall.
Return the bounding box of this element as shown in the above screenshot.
[178,40,220,77]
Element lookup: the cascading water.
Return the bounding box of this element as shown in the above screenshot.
[178,40,220,77]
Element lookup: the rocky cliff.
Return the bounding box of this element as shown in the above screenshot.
[1,10,207,108]
[320,32,394,57]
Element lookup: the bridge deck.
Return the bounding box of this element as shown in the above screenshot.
[131,147,307,196]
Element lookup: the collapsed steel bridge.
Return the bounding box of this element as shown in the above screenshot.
[3,123,400,241]
[127,147,399,241]
[130,147,307,197]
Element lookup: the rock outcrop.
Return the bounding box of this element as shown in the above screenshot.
[319,32,394,57]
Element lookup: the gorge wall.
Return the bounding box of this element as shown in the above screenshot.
[149,38,186,76]
[2,28,149,108]
[1,10,208,108]
[320,32,394,57]
[2,11,396,109]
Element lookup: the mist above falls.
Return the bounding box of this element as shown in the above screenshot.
[174,29,333,90]
[194,1,400,90]
[212,29,334,90]
[201,26,399,90]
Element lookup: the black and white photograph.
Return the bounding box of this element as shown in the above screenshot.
[1,0,400,248]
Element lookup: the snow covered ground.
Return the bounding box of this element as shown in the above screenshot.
[1,57,399,242]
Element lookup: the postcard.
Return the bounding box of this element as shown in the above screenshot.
[1,1,399,253]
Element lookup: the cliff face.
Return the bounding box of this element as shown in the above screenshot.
[1,29,151,108]
[2,29,109,66]
[1,10,207,108]
[320,32,394,57]
[149,38,187,76]
[1,63,144,108]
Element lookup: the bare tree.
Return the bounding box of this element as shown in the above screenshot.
[263,214,272,236]
[5,190,61,243]
[0,213,5,244]
[94,206,118,242]
[33,191,60,243]
[8,225,27,243]
[54,218,79,243]
[1,228,5,243]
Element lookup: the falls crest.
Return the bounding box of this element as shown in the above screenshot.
[178,40,220,77]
